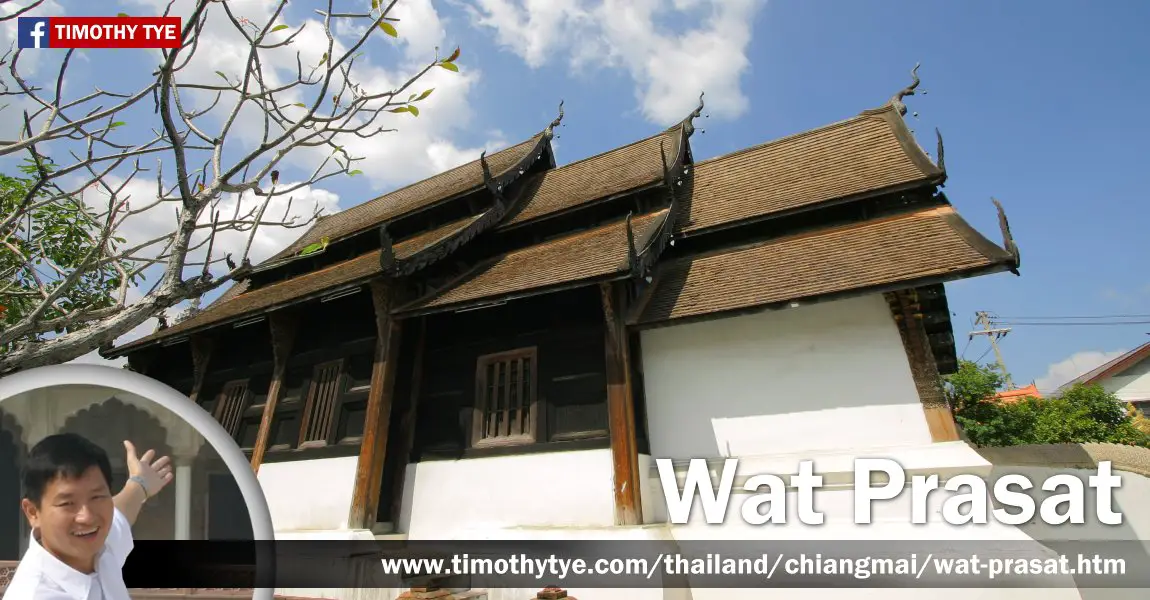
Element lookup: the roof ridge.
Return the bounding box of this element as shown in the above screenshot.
[690,103,896,169]
[547,126,679,173]
[340,132,542,218]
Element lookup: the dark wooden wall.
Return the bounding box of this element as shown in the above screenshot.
[412,286,620,460]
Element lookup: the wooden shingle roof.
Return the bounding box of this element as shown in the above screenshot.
[499,125,686,228]
[632,205,1015,327]
[268,133,546,261]
[395,208,673,316]
[676,103,944,236]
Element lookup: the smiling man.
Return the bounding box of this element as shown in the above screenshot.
[6,432,174,600]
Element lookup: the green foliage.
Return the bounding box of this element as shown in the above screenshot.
[943,360,1150,448]
[0,160,139,347]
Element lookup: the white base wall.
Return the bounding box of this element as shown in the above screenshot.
[400,449,619,537]
[638,294,933,460]
[258,455,360,532]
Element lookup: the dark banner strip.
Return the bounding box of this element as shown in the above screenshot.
[122,540,1150,589]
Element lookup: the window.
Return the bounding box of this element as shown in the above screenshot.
[298,359,344,448]
[213,380,250,438]
[472,347,538,447]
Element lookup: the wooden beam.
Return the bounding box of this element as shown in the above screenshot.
[389,316,426,528]
[601,281,643,526]
[349,279,404,530]
[885,289,961,442]
[187,335,214,405]
[250,310,299,473]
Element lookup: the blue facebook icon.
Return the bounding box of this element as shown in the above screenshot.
[17,17,51,49]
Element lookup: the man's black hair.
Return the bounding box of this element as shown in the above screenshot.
[22,433,113,506]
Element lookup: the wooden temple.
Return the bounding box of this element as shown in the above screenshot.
[101,73,1021,538]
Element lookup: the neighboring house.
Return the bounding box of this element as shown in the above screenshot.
[1058,341,1150,414]
[994,383,1043,404]
[97,75,1046,598]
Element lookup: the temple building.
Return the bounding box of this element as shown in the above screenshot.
[98,71,1030,595]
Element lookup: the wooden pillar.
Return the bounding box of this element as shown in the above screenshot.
[187,335,213,405]
[389,316,426,528]
[250,311,298,472]
[885,289,961,442]
[349,279,404,530]
[600,280,643,526]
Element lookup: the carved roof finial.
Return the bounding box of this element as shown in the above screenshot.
[379,224,396,275]
[479,149,499,194]
[890,62,921,116]
[991,197,1020,274]
[659,139,671,187]
[683,91,705,136]
[935,127,946,174]
[544,100,565,139]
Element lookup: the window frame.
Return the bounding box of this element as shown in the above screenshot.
[297,358,346,449]
[470,346,540,449]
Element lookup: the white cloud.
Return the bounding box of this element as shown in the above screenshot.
[1034,349,1129,395]
[111,0,497,201]
[462,0,764,124]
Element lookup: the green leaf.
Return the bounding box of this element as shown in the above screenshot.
[438,61,459,73]
[379,21,398,37]
[387,106,411,114]
[293,103,306,108]
[109,121,125,128]
[271,24,289,32]
[117,13,129,17]
[216,71,228,80]
[320,52,328,64]
[407,105,419,117]
[349,170,363,176]
[414,88,434,102]
[371,0,379,8]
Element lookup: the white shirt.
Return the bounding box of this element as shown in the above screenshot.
[4,508,134,600]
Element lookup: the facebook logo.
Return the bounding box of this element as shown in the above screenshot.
[17,17,50,49]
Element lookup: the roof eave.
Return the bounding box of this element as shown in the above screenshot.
[627,261,1016,331]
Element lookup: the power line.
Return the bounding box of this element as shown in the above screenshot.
[992,321,1150,327]
[970,311,1013,389]
[989,314,1150,320]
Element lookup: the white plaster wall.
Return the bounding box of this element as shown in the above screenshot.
[982,465,1150,542]
[1102,356,1150,403]
[258,455,359,532]
[400,449,618,538]
[638,294,932,461]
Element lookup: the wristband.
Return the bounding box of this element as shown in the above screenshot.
[129,475,150,499]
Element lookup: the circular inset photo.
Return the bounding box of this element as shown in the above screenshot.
[0,364,274,600]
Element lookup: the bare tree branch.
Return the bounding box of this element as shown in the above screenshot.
[0,0,456,373]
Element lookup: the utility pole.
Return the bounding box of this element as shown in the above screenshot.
[969,311,1014,389]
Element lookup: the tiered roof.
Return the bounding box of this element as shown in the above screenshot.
[104,79,1021,367]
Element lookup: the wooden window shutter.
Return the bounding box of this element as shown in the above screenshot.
[472,347,538,447]
[213,380,250,438]
[298,359,344,447]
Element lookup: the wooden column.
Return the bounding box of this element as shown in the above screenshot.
[250,311,299,472]
[389,316,426,528]
[349,279,404,530]
[601,280,643,526]
[187,335,214,405]
[885,289,961,442]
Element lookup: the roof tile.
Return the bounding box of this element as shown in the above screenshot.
[399,208,672,314]
[635,206,1010,326]
[677,104,942,235]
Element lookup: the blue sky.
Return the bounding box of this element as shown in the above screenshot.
[3,0,1147,390]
